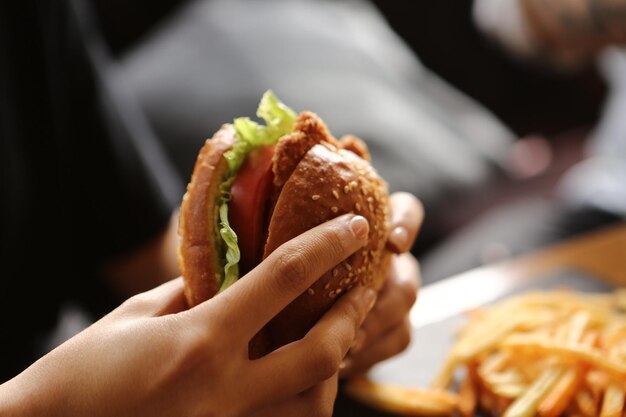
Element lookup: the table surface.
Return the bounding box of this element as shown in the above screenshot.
[334,222,626,416]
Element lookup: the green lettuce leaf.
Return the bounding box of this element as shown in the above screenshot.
[217,91,296,292]
[224,90,297,174]
[217,183,239,293]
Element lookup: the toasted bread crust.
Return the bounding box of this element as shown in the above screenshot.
[178,125,237,307]
[263,143,391,349]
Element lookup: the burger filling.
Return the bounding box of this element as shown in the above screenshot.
[216,91,296,292]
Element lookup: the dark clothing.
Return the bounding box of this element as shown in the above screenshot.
[0,1,181,381]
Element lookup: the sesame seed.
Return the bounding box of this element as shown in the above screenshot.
[332,190,339,199]
[311,195,320,200]
[329,290,337,298]
[324,282,331,290]
[344,185,350,194]
[345,263,352,271]
[355,202,362,211]
[350,181,358,190]
[367,197,374,203]
[332,268,339,277]
[331,206,338,213]
[307,288,315,295]
[335,288,343,296]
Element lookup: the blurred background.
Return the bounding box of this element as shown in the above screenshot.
[88,0,623,284]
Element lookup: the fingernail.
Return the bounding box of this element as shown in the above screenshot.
[350,330,367,354]
[365,288,377,311]
[388,226,409,253]
[350,216,369,240]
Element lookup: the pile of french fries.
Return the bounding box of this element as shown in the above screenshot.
[345,288,626,417]
[435,288,626,417]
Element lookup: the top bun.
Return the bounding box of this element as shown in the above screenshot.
[261,113,392,350]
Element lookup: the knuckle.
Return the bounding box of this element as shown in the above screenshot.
[311,340,342,380]
[341,295,366,329]
[273,251,310,291]
[119,293,151,313]
[394,322,412,354]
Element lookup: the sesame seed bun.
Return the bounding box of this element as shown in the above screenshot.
[178,112,391,355]
[263,142,391,349]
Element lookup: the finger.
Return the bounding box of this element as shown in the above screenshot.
[250,286,376,402]
[199,214,369,339]
[350,254,420,354]
[386,192,424,253]
[115,277,187,318]
[340,319,412,378]
[250,375,338,417]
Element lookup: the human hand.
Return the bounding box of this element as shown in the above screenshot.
[2,215,376,417]
[339,254,420,378]
[340,192,423,378]
[474,0,626,67]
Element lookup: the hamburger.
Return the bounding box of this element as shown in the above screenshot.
[178,91,391,357]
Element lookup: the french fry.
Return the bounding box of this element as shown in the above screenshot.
[599,383,625,417]
[431,358,458,390]
[538,367,582,417]
[502,367,563,417]
[457,373,477,417]
[501,336,626,380]
[586,370,610,402]
[344,377,459,417]
[567,311,591,344]
[576,390,599,417]
[478,352,510,377]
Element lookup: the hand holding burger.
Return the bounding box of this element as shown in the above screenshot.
[0,216,378,417]
[0,92,423,417]
[179,91,402,356]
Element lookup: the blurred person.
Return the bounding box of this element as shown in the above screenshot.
[105,0,518,254]
[420,0,626,281]
[1,1,423,415]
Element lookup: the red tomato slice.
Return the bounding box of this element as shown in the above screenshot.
[230,145,275,274]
